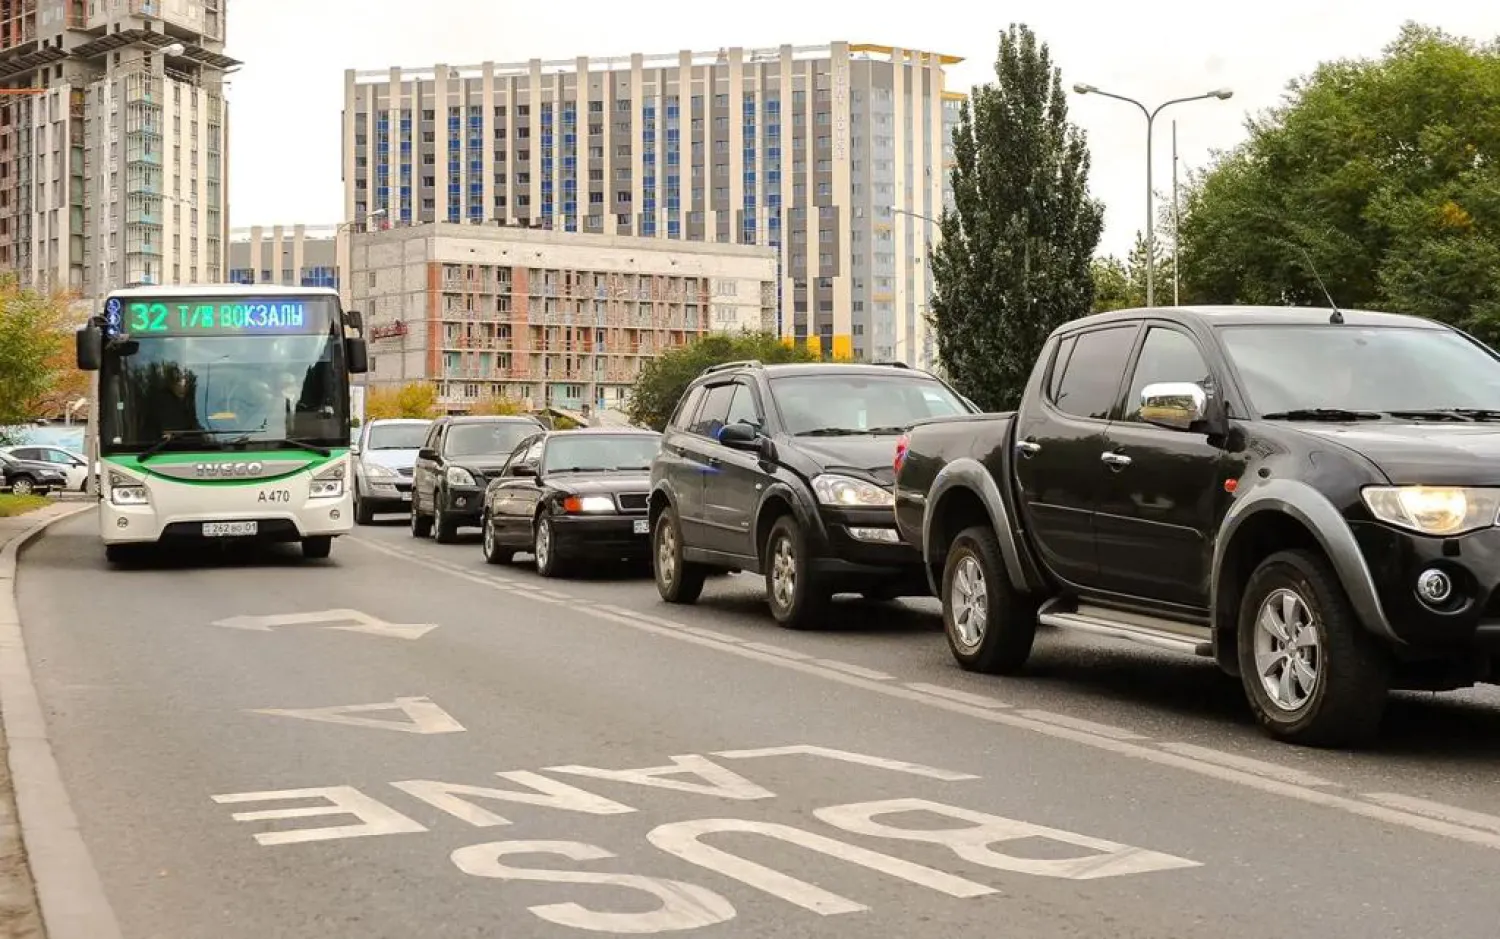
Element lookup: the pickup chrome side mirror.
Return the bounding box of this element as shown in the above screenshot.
[1140,382,1208,431]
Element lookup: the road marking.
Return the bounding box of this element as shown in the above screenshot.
[813,660,893,681]
[249,696,465,735]
[210,608,437,640]
[1017,710,1146,741]
[392,773,636,827]
[211,786,427,846]
[547,755,777,801]
[904,683,1011,709]
[345,536,1500,852]
[714,744,979,781]
[740,642,814,660]
[1157,742,1335,788]
[1362,793,1500,835]
[680,626,739,642]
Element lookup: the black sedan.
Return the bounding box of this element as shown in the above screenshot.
[0,451,67,496]
[479,428,662,576]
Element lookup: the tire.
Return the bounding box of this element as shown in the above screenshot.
[301,536,333,560]
[533,516,566,577]
[764,515,831,630]
[433,501,460,544]
[481,511,514,565]
[409,497,433,538]
[1236,548,1390,748]
[653,505,706,603]
[10,476,34,496]
[354,491,375,525]
[942,525,1037,673]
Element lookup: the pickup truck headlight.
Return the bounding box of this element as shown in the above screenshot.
[1361,485,1500,536]
[812,473,894,508]
[446,466,477,487]
[309,462,346,499]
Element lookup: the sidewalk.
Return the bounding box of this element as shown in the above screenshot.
[0,499,91,939]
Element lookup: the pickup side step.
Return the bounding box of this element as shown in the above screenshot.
[1038,601,1213,657]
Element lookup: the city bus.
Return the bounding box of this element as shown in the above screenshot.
[74,285,369,565]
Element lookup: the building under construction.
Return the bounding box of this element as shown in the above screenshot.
[0,0,237,296]
[347,222,777,413]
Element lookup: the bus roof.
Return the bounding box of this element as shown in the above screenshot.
[104,284,341,300]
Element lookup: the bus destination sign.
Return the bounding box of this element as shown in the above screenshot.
[104,297,332,338]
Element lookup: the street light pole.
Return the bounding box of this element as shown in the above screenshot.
[1071,84,1233,307]
[890,206,941,367]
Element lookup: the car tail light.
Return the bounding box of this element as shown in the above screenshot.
[893,433,910,476]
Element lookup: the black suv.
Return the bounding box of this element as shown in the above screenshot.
[648,360,975,628]
[410,414,547,543]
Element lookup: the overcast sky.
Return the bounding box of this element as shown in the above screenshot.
[226,0,1498,258]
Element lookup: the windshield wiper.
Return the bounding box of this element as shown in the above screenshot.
[614,465,652,471]
[1260,408,1383,422]
[548,466,611,473]
[1444,408,1500,422]
[224,435,332,457]
[862,425,911,435]
[795,427,868,436]
[135,428,241,462]
[1383,409,1477,422]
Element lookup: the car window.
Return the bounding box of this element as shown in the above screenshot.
[0,452,16,467]
[1046,336,1077,403]
[423,423,443,452]
[724,383,761,428]
[669,385,707,431]
[501,437,534,472]
[444,422,539,459]
[1122,327,1211,423]
[688,384,736,438]
[543,434,662,472]
[768,374,968,435]
[366,422,430,450]
[11,448,38,461]
[1052,325,1138,420]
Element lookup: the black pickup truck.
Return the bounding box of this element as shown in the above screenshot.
[894,304,1500,747]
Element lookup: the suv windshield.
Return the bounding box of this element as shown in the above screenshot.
[769,374,968,435]
[1219,325,1500,415]
[542,434,661,473]
[444,422,537,458]
[366,422,430,450]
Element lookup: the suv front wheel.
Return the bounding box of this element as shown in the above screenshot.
[653,505,706,603]
[764,515,830,629]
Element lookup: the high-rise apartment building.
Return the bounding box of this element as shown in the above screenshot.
[0,0,234,296]
[342,42,962,369]
[228,223,339,290]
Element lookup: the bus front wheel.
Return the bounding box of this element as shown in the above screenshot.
[302,536,333,560]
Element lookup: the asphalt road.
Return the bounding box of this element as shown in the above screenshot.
[16,508,1500,938]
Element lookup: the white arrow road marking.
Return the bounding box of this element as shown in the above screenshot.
[249,696,466,734]
[209,608,437,640]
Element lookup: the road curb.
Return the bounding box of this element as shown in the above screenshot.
[0,503,123,939]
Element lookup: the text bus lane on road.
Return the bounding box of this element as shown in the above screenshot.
[212,744,1200,933]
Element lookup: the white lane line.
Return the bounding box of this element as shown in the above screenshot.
[680,626,742,642]
[1157,742,1335,788]
[905,683,1011,709]
[814,660,894,681]
[742,642,816,661]
[1018,710,1147,741]
[1362,793,1500,835]
[346,536,1500,852]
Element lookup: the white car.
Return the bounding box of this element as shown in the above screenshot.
[1,445,90,492]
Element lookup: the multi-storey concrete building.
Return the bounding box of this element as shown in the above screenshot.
[228,223,340,290]
[348,222,776,413]
[0,0,234,297]
[342,42,961,369]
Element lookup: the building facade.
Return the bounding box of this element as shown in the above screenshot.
[349,222,776,413]
[228,223,339,290]
[0,0,235,297]
[342,42,960,369]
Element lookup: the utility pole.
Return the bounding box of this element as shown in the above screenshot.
[1172,120,1181,306]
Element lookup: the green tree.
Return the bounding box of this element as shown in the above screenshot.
[1092,231,1173,312]
[626,330,818,431]
[1176,23,1500,338]
[928,23,1104,410]
[0,276,77,443]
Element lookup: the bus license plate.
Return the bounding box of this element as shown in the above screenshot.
[632,519,649,535]
[203,521,257,537]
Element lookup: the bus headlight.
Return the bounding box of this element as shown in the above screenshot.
[107,471,148,506]
[309,462,346,499]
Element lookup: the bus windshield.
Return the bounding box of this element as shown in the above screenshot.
[98,295,350,455]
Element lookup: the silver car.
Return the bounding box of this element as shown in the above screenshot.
[352,418,432,524]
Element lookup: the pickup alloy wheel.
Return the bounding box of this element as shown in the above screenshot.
[764,515,830,629]
[1237,549,1389,747]
[942,525,1036,673]
[654,505,706,603]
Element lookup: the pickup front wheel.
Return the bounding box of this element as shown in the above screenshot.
[942,526,1036,674]
[1237,549,1390,748]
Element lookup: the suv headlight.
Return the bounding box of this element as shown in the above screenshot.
[309,461,346,499]
[446,466,477,487]
[363,462,397,478]
[108,470,149,506]
[812,473,894,508]
[1361,485,1500,536]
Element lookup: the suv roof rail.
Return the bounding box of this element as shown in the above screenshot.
[870,360,911,369]
[701,359,764,375]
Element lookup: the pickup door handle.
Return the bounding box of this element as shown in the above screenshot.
[1016,440,1041,457]
[1100,451,1132,468]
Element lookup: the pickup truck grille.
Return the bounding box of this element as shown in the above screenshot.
[616,492,649,512]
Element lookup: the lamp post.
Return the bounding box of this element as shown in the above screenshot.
[1071,84,1233,307]
[890,207,941,368]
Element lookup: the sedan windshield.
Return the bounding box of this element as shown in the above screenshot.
[1218,325,1500,415]
[542,434,662,473]
[366,422,430,450]
[769,374,969,435]
[444,422,537,458]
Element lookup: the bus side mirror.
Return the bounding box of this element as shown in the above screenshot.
[346,337,369,374]
[345,310,364,332]
[76,326,102,371]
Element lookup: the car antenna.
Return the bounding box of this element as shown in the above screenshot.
[1294,245,1344,324]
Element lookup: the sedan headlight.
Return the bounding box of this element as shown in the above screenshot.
[446,466,477,487]
[108,470,148,506]
[562,494,616,513]
[309,462,346,499]
[363,462,397,478]
[812,473,894,508]
[1361,485,1500,536]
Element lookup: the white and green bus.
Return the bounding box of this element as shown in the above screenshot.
[74,285,370,565]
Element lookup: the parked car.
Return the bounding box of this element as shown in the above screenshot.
[894,304,1500,748]
[352,418,433,523]
[409,414,548,543]
[0,450,68,496]
[479,427,662,575]
[648,360,975,628]
[1,444,89,491]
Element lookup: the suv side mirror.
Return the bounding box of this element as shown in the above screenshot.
[418,446,438,461]
[350,443,361,455]
[1140,382,1208,431]
[76,326,102,371]
[716,421,760,450]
